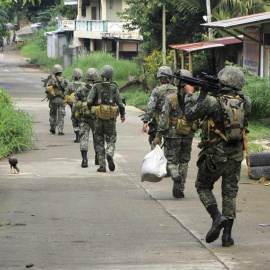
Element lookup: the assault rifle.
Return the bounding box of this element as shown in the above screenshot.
[161,71,220,94]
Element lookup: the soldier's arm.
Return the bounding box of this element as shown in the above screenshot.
[184,95,215,122]
[114,88,125,119]
[143,88,159,122]
[244,96,252,118]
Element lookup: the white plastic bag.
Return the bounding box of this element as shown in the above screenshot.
[141,145,167,182]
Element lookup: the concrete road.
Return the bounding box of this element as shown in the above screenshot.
[0,45,269,270]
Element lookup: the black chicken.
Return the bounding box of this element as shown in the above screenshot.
[7,155,20,174]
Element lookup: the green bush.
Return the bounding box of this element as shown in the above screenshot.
[242,73,270,120]
[0,88,35,158]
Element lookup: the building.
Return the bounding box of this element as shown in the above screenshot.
[201,11,270,78]
[62,0,143,60]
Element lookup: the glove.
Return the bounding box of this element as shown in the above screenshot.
[153,136,161,146]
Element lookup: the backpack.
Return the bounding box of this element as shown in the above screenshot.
[217,95,245,142]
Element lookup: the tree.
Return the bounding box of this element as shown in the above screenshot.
[120,0,204,54]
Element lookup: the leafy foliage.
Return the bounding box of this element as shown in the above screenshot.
[0,88,35,158]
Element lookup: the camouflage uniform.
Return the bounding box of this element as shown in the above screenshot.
[65,80,84,132]
[184,66,251,246]
[143,66,177,149]
[156,82,197,198]
[45,64,69,135]
[87,65,125,172]
[72,68,99,168]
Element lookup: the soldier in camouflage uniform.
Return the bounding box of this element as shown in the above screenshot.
[45,64,69,135]
[142,66,177,149]
[184,66,251,246]
[153,69,197,199]
[72,68,99,168]
[64,68,84,143]
[87,65,126,173]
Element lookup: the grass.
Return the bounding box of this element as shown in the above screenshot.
[0,88,35,158]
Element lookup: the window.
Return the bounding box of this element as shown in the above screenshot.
[82,5,86,17]
[109,0,113,9]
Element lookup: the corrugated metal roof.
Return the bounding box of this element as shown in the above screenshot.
[169,36,243,52]
[201,11,270,29]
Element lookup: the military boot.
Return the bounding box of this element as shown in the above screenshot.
[95,152,99,165]
[81,150,88,168]
[97,166,106,172]
[50,129,55,134]
[222,219,234,247]
[172,177,184,198]
[106,154,115,172]
[74,131,80,143]
[206,205,227,243]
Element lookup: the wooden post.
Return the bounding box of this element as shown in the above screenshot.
[162,4,166,64]
[116,40,119,60]
[174,49,177,70]
[189,52,193,76]
[181,51,185,69]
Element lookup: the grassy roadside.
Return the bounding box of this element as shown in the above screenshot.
[0,88,35,158]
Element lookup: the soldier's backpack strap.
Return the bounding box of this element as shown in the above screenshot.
[157,86,177,98]
[169,93,178,109]
[94,83,103,104]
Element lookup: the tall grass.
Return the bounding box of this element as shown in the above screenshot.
[63,52,141,87]
[0,88,35,158]
[243,73,270,120]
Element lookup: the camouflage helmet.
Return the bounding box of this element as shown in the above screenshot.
[218,66,245,91]
[72,68,83,79]
[174,69,192,86]
[53,64,63,74]
[86,68,99,81]
[157,66,172,78]
[100,65,114,80]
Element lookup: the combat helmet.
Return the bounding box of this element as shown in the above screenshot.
[86,68,99,81]
[100,65,114,80]
[218,66,245,91]
[174,69,192,86]
[157,66,172,78]
[72,68,83,79]
[53,64,63,74]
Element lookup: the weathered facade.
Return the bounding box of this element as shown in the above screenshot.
[62,0,143,60]
[202,11,270,78]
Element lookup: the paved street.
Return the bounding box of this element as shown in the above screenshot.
[0,45,270,270]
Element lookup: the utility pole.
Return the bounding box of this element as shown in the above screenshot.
[206,0,213,39]
[162,3,166,64]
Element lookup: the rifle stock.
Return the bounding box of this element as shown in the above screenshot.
[161,72,220,93]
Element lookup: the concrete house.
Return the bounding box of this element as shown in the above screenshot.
[62,0,143,60]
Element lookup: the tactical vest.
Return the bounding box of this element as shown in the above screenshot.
[45,75,65,98]
[168,93,198,136]
[91,82,119,120]
[153,85,177,121]
[200,94,245,147]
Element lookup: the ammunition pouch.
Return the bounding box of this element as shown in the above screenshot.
[80,102,92,117]
[63,92,75,105]
[170,118,198,136]
[45,85,55,99]
[91,105,119,120]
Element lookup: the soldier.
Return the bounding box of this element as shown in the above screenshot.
[184,66,251,246]
[87,65,125,173]
[153,69,197,199]
[72,68,99,168]
[142,66,177,149]
[45,64,69,135]
[64,68,84,143]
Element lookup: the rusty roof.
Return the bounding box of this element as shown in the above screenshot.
[201,11,270,29]
[169,36,243,52]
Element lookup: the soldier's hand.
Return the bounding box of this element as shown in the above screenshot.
[142,122,148,133]
[121,115,126,123]
[153,136,161,146]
